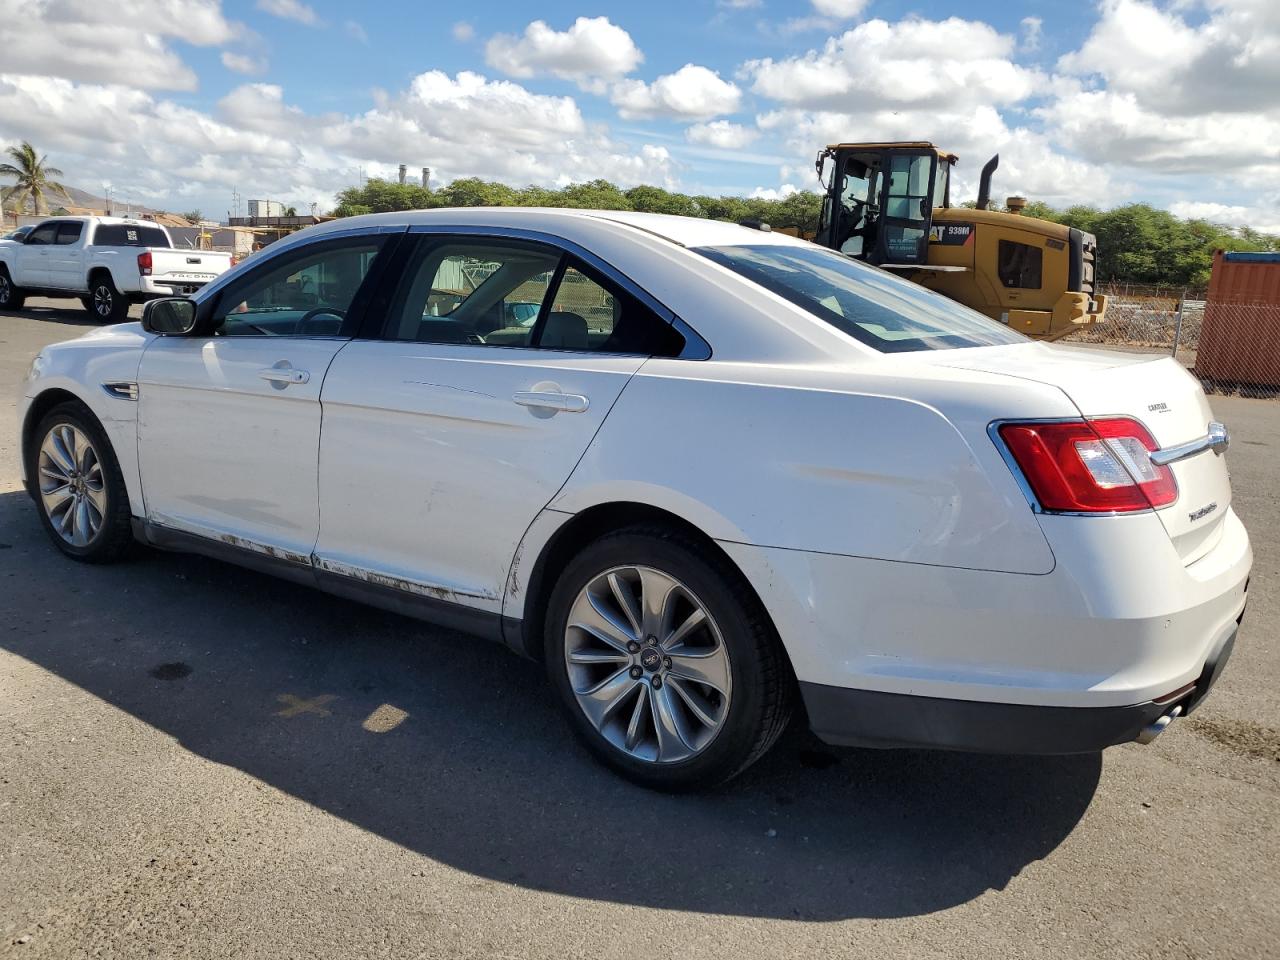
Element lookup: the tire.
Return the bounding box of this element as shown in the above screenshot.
[0,266,25,311]
[544,525,794,791]
[87,273,127,323]
[28,402,134,563]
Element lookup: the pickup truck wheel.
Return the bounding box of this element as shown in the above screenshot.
[0,267,25,311]
[87,275,127,323]
[29,402,134,563]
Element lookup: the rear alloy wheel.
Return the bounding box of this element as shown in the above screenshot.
[564,565,732,764]
[88,275,127,323]
[546,528,793,791]
[0,268,25,311]
[30,404,133,562]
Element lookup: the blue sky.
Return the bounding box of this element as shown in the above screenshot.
[1,0,1278,229]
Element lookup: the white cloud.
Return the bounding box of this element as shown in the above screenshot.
[611,64,742,120]
[755,103,1119,206]
[452,22,475,42]
[1020,16,1042,53]
[1042,0,1280,174]
[0,66,678,217]
[0,0,236,91]
[1169,200,1280,235]
[255,0,318,26]
[1057,0,1280,114]
[686,120,759,149]
[485,17,643,92]
[221,52,266,75]
[744,17,1042,111]
[749,183,798,200]
[343,20,368,44]
[811,0,867,17]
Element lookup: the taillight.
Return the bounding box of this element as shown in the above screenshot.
[230,256,239,267]
[137,250,152,275]
[998,418,1178,513]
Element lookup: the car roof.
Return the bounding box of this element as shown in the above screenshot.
[303,207,807,250]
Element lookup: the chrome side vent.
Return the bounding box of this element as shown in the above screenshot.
[102,381,139,401]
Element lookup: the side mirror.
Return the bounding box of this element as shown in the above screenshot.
[142,297,198,335]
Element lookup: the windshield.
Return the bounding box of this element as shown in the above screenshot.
[695,244,1027,353]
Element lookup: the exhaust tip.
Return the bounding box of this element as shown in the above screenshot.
[1137,704,1184,745]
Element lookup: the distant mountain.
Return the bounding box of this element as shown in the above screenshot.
[51,183,164,217]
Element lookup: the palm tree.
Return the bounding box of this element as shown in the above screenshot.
[0,141,71,216]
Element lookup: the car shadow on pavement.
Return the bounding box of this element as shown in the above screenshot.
[0,303,136,327]
[0,490,1102,921]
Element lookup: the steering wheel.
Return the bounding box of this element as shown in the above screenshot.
[295,307,345,335]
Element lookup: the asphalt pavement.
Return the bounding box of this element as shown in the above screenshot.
[1,299,1278,959]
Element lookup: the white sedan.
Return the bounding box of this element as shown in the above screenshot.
[17,209,1251,790]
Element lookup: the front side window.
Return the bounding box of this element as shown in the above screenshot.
[212,238,385,337]
[998,240,1044,289]
[696,243,1027,353]
[25,223,58,246]
[93,224,170,247]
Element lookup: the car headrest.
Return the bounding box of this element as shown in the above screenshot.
[541,311,589,350]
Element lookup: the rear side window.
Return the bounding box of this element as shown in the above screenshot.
[998,240,1043,289]
[547,262,685,356]
[55,222,83,245]
[93,224,169,247]
[385,241,561,346]
[384,236,686,356]
[696,243,1026,352]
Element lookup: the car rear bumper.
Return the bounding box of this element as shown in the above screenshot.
[140,277,214,297]
[719,505,1251,752]
[800,618,1239,753]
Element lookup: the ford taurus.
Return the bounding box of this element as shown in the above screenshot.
[18,209,1251,790]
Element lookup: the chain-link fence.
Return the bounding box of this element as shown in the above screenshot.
[1058,282,1280,398]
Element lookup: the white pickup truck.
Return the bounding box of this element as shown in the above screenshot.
[0,216,235,322]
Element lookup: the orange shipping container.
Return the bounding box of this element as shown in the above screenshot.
[1197,251,1280,387]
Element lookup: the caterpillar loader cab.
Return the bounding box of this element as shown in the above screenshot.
[811,142,1107,339]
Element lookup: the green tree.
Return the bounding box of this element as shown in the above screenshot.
[181,209,203,223]
[625,185,702,217]
[333,178,434,216]
[282,205,297,217]
[433,177,517,207]
[0,141,70,215]
[555,179,633,209]
[329,175,1278,286]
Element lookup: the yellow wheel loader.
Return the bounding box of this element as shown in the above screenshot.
[805,142,1107,339]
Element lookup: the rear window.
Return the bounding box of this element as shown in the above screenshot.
[92,224,169,247]
[695,244,1027,352]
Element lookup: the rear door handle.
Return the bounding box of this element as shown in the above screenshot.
[258,366,310,385]
[513,391,590,413]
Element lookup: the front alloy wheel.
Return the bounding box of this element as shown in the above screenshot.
[564,565,732,764]
[38,423,107,547]
[30,403,134,562]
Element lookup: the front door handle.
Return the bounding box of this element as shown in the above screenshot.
[258,366,310,386]
[513,391,590,413]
